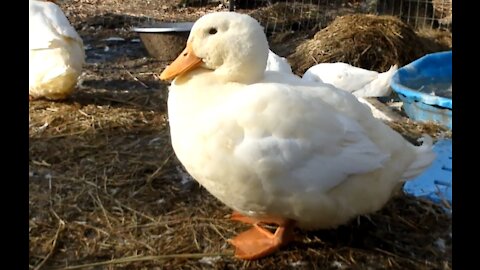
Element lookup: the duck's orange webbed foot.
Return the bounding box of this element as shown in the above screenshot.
[228,211,295,260]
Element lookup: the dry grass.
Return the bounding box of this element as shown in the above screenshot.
[386,117,452,145]
[287,14,452,75]
[29,104,453,268]
[30,1,452,269]
[29,61,452,270]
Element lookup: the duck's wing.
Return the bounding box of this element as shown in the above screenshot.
[213,83,390,194]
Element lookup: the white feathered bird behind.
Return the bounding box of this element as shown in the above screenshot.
[266,51,399,122]
[302,62,398,98]
[266,50,293,74]
[29,0,85,100]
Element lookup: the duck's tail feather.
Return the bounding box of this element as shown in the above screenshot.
[353,65,398,98]
[401,134,436,180]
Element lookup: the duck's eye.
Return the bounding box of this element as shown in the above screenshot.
[208,28,218,35]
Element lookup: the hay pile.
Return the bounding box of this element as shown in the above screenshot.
[288,14,432,75]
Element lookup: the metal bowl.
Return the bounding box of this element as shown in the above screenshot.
[132,22,194,61]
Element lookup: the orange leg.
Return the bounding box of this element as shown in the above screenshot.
[228,211,295,260]
[230,211,259,224]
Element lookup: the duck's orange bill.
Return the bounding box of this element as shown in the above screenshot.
[159,43,202,81]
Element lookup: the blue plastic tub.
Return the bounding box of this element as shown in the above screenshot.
[391,51,452,129]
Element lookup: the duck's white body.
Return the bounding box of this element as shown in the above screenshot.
[302,63,398,98]
[29,0,85,100]
[169,71,433,229]
[161,12,434,247]
[163,12,434,232]
[162,12,435,259]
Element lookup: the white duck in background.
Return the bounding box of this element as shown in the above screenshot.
[302,63,399,122]
[266,51,398,122]
[266,50,293,74]
[302,62,398,98]
[29,0,85,100]
[160,12,435,260]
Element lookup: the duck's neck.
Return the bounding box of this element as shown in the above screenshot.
[213,55,267,85]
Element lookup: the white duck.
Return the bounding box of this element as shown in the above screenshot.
[302,62,398,98]
[302,63,399,121]
[266,51,398,122]
[266,50,294,74]
[160,12,435,260]
[29,0,85,100]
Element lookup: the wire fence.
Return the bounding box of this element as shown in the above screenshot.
[65,0,451,38]
[375,0,451,28]
[182,0,452,32]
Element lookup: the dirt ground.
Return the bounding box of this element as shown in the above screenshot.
[29,1,452,269]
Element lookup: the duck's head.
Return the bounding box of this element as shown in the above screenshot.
[160,12,269,84]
